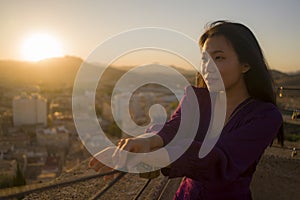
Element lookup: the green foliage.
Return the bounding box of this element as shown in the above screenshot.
[170,101,179,110]
[284,133,300,142]
[95,105,103,117]
[0,174,13,189]
[12,163,26,187]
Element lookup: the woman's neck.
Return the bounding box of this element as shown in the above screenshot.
[225,80,250,121]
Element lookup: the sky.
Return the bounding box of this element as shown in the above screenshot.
[1,0,300,72]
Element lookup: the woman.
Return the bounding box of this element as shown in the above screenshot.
[89,21,283,199]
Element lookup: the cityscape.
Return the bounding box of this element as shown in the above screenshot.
[1,1,300,199]
[0,57,193,189]
[0,58,299,199]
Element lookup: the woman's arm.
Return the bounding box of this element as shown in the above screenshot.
[89,86,210,172]
[162,103,283,182]
[146,86,211,145]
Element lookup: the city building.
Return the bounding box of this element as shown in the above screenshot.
[36,126,69,148]
[12,93,47,126]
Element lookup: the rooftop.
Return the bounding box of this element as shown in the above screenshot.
[1,142,299,200]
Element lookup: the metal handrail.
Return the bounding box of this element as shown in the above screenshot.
[0,170,120,199]
[0,170,162,200]
[277,86,300,97]
[133,179,152,200]
[89,172,127,200]
[1,148,298,200]
[277,87,300,90]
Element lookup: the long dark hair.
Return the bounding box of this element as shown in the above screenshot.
[197,20,284,145]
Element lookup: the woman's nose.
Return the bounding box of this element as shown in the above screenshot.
[201,58,216,74]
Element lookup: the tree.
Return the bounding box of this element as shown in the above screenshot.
[107,121,122,138]
[12,163,26,187]
[0,174,12,189]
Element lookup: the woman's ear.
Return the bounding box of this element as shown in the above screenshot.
[241,64,251,73]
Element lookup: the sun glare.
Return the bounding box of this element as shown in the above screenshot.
[21,33,63,61]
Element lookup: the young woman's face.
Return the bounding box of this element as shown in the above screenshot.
[201,35,248,91]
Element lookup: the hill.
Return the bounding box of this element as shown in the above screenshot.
[0,57,298,89]
[271,69,300,87]
[0,57,195,89]
[0,56,83,88]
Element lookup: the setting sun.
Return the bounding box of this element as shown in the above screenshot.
[21,33,63,61]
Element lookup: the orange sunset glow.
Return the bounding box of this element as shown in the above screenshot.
[21,33,64,61]
[0,1,300,199]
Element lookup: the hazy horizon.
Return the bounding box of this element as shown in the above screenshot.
[1,1,300,72]
[1,54,299,74]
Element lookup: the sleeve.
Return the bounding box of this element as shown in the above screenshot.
[145,99,181,145]
[146,86,210,145]
[161,104,283,182]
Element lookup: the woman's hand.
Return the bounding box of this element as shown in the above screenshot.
[116,137,152,153]
[89,134,164,178]
[88,146,118,180]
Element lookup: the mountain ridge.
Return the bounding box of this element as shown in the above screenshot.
[0,56,299,88]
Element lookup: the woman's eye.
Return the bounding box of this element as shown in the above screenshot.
[215,56,224,60]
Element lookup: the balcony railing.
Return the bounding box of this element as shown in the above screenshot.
[0,164,182,200]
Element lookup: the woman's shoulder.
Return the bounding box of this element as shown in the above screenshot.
[185,85,209,93]
[183,86,210,105]
[184,85,209,98]
[225,99,282,140]
[244,98,282,123]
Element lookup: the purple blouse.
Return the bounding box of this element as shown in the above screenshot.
[147,86,282,200]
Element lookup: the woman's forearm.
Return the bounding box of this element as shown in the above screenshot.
[137,133,164,150]
[148,134,164,150]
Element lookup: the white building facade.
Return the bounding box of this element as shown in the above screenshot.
[13,93,47,126]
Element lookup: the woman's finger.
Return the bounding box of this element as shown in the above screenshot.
[93,161,107,172]
[89,146,118,168]
[89,157,100,168]
[112,145,128,170]
[98,165,113,173]
[117,139,126,147]
[99,165,115,181]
